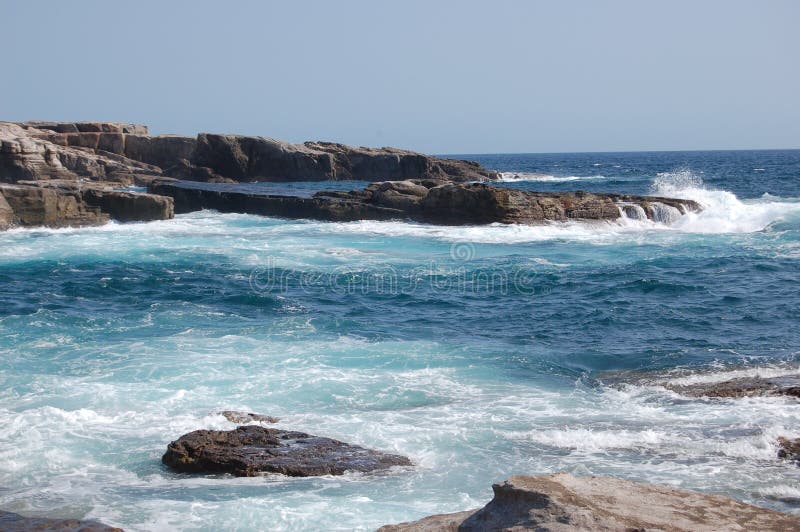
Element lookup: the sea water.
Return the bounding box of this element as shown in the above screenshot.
[1,150,799,530]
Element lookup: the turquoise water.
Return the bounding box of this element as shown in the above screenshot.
[1,151,800,530]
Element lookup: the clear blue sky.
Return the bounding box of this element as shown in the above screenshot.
[1,1,797,153]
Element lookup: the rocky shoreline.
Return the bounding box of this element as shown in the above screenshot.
[379,473,800,531]
[0,120,701,229]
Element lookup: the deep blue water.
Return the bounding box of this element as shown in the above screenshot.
[1,150,799,530]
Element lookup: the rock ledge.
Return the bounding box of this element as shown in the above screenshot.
[379,473,799,531]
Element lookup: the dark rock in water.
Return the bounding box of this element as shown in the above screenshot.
[218,410,279,424]
[162,425,411,477]
[378,473,800,531]
[0,181,173,228]
[666,375,800,399]
[0,510,122,531]
[150,178,701,226]
[778,437,800,463]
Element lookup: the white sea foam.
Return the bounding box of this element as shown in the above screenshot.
[662,365,800,386]
[498,172,607,182]
[651,170,800,233]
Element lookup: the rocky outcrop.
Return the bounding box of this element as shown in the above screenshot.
[379,473,800,532]
[162,425,411,477]
[0,122,160,183]
[149,178,701,225]
[0,181,173,228]
[0,510,122,531]
[666,375,800,399]
[1,121,497,185]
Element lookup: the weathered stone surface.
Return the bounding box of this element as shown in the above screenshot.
[218,410,280,424]
[1,122,159,183]
[162,425,411,477]
[81,188,174,223]
[379,473,800,532]
[666,375,800,399]
[2,121,497,185]
[21,121,148,135]
[149,179,700,226]
[0,183,108,227]
[0,181,173,228]
[0,510,122,531]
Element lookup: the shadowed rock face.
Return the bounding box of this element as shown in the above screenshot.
[0,510,122,531]
[162,425,411,477]
[378,473,800,532]
[150,178,701,225]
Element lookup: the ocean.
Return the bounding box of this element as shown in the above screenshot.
[1,150,799,530]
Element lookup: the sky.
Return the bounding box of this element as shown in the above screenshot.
[1,1,798,154]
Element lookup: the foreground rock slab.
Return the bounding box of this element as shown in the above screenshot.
[0,181,173,228]
[0,510,122,531]
[379,473,800,532]
[162,425,411,477]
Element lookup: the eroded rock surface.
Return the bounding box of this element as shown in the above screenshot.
[379,473,800,532]
[0,510,122,531]
[162,425,411,477]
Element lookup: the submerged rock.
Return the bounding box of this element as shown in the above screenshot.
[0,510,122,531]
[217,410,280,424]
[666,375,800,399]
[378,473,800,531]
[162,425,411,477]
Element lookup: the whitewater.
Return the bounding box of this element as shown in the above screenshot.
[1,150,800,530]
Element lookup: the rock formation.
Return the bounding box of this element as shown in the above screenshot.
[150,178,701,225]
[0,510,122,531]
[1,121,497,185]
[162,425,411,477]
[0,181,173,228]
[378,473,800,531]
